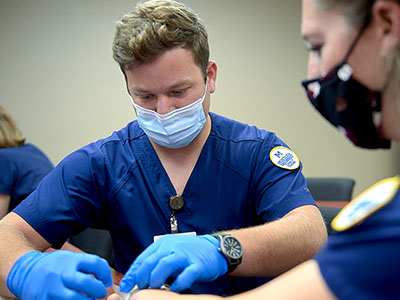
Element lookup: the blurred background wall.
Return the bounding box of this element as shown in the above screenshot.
[1,0,398,196]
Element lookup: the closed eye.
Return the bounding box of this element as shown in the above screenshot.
[134,93,154,100]
[170,88,188,97]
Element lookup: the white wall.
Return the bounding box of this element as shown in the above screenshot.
[1,0,398,197]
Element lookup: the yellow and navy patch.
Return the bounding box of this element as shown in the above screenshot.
[269,146,300,170]
[332,176,400,232]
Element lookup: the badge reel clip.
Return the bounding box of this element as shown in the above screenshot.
[169,194,184,233]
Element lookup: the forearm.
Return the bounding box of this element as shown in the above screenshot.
[0,194,11,219]
[129,260,335,300]
[130,290,221,300]
[227,205,327,277]
[0,224,33,297]
[0,213,51,297]
[229,260,336,300]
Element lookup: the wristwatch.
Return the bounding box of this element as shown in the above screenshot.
[211,233,243,273]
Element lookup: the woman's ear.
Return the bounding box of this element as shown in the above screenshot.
[372,1,400,54]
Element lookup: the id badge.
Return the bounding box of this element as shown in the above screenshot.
[153,231,197,242]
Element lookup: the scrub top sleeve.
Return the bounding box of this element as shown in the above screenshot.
[316,230,400,300]
[0,155,15,195]
[252,135,315,221]
[13,144,109,248]
[315,190,400,300]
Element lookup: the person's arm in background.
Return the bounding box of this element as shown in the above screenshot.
[229,260,336,300]
[0,194,10,219]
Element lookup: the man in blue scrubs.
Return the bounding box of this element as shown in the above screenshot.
[0,1,326,299]
[125,0,400,299]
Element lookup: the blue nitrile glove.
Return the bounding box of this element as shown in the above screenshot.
[7,250,113,300]
[119,234,228,293]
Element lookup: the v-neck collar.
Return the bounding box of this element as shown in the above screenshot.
[135,129,213,218]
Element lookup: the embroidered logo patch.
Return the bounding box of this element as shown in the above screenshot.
[332,176,400,232]
[269,146,300,170]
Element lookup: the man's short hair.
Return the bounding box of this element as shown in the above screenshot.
[112,0,209,78]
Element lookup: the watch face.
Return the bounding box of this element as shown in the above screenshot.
[223,236,243,259]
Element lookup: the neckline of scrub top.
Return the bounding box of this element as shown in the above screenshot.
[134,124,212,218]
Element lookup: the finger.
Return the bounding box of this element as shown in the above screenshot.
[119,262,139,292]
[170,264,201,292]
[76,254,113,286]
[119,242,160,292]
[149,252,189,289]
[62,271,109,299]
[135,251,169,289]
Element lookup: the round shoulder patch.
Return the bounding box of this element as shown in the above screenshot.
[332,176,400,232]
[269,146,300,170]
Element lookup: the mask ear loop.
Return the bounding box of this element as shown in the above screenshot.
[343,12,371,62]
[343,0,375,61]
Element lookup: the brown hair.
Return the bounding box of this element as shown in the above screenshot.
[314,0,400,26]
[112,0,209,79]
[314,0,373,26]
[314,0,400,92]
[0,106,25,148]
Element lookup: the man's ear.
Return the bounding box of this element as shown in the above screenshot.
[372,1,400,54]
[206,61,217,94]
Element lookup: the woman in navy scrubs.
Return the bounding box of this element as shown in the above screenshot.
[0,106,53,218]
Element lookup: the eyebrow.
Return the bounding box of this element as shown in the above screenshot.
[169,80,193,89]
[301,32,318,42]
[132,80,193,94]
[302,32,324,47]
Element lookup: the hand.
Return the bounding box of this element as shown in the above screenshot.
[119,234,227,293]
[7,250,113,300]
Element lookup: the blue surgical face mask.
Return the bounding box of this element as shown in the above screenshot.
[130,81,208,149]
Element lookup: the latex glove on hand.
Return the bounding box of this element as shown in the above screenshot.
[7,250,113,300]
[119,234,228,293]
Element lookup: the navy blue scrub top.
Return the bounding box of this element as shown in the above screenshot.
[316,176,400,300]
[14,112,315,295]
[0,143,53,211]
